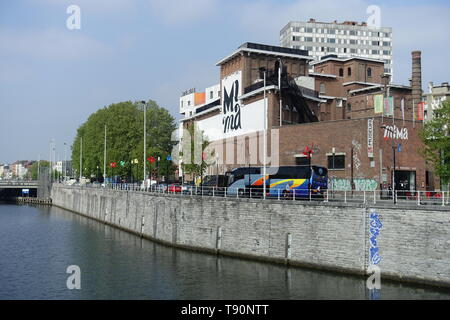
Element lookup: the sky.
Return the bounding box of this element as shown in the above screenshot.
[1,0,449,164]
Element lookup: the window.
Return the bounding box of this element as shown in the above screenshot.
[383,41,391,47]
[350,39,357,45]
[188,101,191,106]
[383,50,391,55]
[372,41,380,46]
[305,27,313,33]
[347,67,352,76]
[319,83,326,94]
[339,68,344,77]
[349,30,356,36]
[367,67,372,77]
[295,156,310,166]
[305,37,313,42]
[328,38,336,43]
[372,49,380,54]
[181,101,183,107]
[210,91,213,99]
[327,155,345,169]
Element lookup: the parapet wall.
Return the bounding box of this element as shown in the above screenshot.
[51,185,450,287]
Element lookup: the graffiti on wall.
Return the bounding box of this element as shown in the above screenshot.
[329,178,378,191]
[369,210,383,265]
[352,139,362,172]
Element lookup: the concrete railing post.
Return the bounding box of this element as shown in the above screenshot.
[344,190,347,203]
[363,190,366,204]
[417,191,421,206]
[442,191,445,207]
[373,190,376,204]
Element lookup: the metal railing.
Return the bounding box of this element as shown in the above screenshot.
[58,182,450,208]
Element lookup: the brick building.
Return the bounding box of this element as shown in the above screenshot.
[179,43,437,191]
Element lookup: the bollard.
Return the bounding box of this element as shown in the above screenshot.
[324,189,327,202]
[373,190,376,204]
[363,190,366,204]
[442,191,445,207]
[278,189,280,201]
[293,189,296,201]
[344,190,347,203]
[417,191,420,206]
[213,187,215,197]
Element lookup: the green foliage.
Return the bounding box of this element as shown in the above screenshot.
[28,161,50,180]
[71,100,177,181]
[180,123,215,182]
[419,100,450,184]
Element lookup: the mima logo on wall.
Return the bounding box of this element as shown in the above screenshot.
[222,73,242,134]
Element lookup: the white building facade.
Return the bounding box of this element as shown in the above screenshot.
[280,19,393,77]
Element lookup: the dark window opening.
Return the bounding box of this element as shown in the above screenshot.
[295,157,310,166]
[339,68,344,77]
[347,67,352,76]
[327,155,345,169]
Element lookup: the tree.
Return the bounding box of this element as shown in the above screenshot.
[180,122,215,184]
[71,100,177,181]
[419,100,450,186]
[28,161,50,180]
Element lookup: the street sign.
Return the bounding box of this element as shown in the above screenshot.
[22,189,29,195]
[397,144,401,152]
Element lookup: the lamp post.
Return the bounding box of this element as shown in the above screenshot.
[63,142,67,182]
[381,125,396,204]
[261,67,267,200]
[142,101,147,185]
[278,58,283,127]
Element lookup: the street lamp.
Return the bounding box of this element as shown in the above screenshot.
[261,67,268,200]
[277,58,283,127]
[141,100,147,186]
[381,125,396,204]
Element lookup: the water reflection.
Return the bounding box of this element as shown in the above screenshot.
[0,204,449,300]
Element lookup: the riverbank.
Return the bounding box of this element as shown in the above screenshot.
[51,184,450,289]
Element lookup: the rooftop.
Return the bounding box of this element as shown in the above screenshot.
[311,55,385,66]
[216,42,312,66]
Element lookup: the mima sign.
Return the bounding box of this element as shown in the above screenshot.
[222,71,242,133]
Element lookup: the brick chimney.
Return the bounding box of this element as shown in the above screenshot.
[411,51,422,103]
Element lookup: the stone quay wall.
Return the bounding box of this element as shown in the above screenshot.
[51,185,450,288]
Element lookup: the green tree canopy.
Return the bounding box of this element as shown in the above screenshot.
[419,100,450,185]
[71,100,177,181]
[28,161,49,180]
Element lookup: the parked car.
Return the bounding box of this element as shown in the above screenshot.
[182,182,195,194]
[167,184,182,193]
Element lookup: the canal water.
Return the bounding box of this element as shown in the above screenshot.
[0,203,449,300]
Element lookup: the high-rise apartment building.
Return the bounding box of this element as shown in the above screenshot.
[280,19,393,77]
